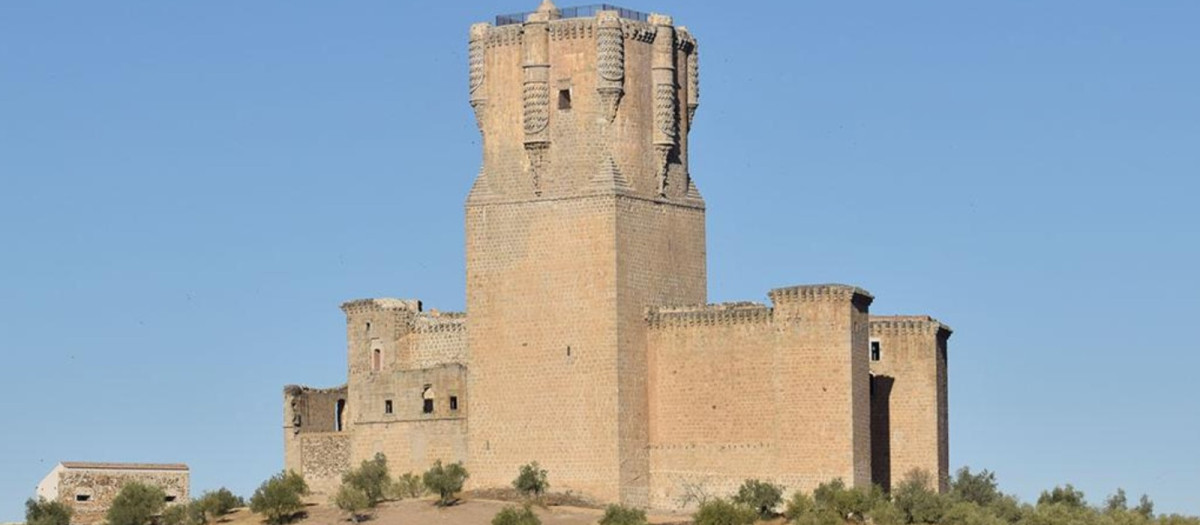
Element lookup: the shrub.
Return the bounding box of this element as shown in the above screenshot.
[107,482,167,525]
[25,497,72,525]
[491,504,541,525]
[692,499,756,525]
[343,453,391,506]
[160,503,200,525]
[941,501,1008,525]
[250,471,310,524]
[732,479,783,519]
[1036,484,1086,509]
[784,491,815,521]
[512,462,549,500]
[333,485,372,523]
[951,467,1000,507]
[599,504,647,525]
[423,460,469,507]
[389,472,425,500]
[892,470,947,524]
[811,479,882,523]
[194,488,244,523]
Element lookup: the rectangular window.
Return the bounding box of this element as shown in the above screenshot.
[165,496,177,503]
[423,398,434,414]
[384,399,393,414]
[449,396,459,411]
[870,341,882,361]
[75,494,91,502]
[558,89,572,110]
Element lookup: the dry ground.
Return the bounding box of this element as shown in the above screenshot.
[217,498,701,525]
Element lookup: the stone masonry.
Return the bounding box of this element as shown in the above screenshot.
[36,462,189,525]
[283,1,952,511]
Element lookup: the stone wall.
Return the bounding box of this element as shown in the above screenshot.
[646,285,874,510]
[42,465,188,525]
[297,433,351,495]
[283,385,348,478]
[869,316,951,492]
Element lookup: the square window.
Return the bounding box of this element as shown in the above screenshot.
[384,399,393,414]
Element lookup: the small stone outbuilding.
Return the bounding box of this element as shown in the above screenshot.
[36,462,190,525]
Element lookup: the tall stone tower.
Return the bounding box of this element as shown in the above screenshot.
[464,2,704,506]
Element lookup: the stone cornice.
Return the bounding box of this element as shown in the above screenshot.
[466,191,706,211]
[340,298,422,315]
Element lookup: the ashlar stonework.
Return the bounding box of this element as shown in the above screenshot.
[283,1,952,511]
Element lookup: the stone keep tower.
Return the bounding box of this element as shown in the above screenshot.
[464,2,704,505]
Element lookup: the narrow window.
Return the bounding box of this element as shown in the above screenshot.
[870,341,882,361]
[365,321,371,332]
[557,89,571,110]
[449,396,459,411]
[335,399,346,432]
[422,385,435,414]
[372,349,382,371]
[384,399,393,414]
[75,494,91,502]
[164,496,177,503]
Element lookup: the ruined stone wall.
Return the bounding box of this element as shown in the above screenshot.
[50,467,188,525]
[297,433,351,495]
[869,316,951,492]
[283,385,348,478]
[646,285,873,510]
[349,364,468,475]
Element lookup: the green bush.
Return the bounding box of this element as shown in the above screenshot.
[107,482,167,525]
[250,470,310,524]
[952,467,1001,508]
[25,497,72,525]
[192,487,244,523]
[732,479,783,519]
[1036,484,1086,509]
[784,491,815,521]
[893,470,948,524]
[512,462,549,500]
[598,504,647,525]
[423,460,469,507]
[811,478,882,523]
[692,498,756,525]
[389,472,426,500]
[333,485,372,523]
[343,453,392,506]
[491,504,541,525]
[159,503,200,525]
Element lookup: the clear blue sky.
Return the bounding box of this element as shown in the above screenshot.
[2,1,1197,521]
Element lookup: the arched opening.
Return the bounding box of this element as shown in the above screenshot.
[422,385,435,414]
[335,399,346,431]
[372,349,382,371]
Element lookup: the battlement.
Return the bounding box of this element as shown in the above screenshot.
[646,302,772,328]
[495,4,650,26]
[340,298,422,314]
[870,315,953,338]
[768,284,874,305]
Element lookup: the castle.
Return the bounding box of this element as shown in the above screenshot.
[283,2,951,510]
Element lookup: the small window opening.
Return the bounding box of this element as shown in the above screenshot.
[449,396,459,411]
[422,385,435,414]
[566,346,571,357]
[365,321,371,332]
[384,399,393,414]
[372,348,382,371]
[557,89,572,110]
[165,496,177,503]
[870,341,882,361]
[75,494,91,502]
[335,399,346,432]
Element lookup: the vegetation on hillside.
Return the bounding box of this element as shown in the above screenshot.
[24,497,71,525]
[250,471,309,524]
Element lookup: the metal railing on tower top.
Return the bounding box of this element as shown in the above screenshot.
[495,4,650,26]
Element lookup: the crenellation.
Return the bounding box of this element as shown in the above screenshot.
[646,302,772,328]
